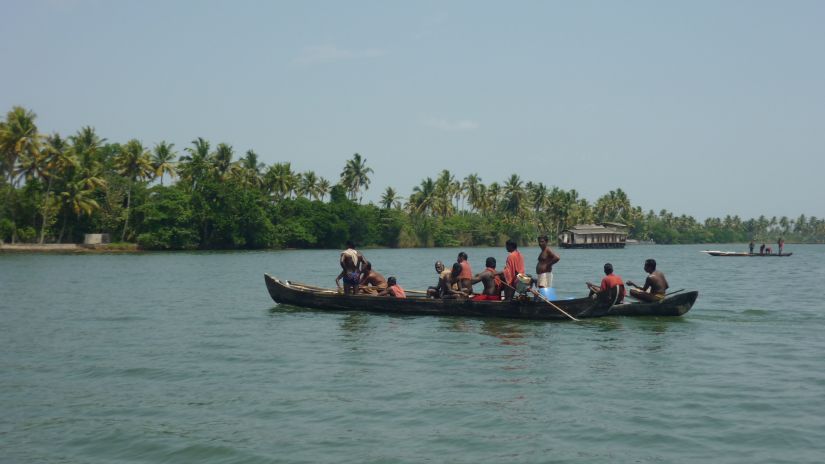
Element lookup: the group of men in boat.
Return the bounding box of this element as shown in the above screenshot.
[335,237,669,303]
[749,238,785,255]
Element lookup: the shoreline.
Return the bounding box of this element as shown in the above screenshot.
[0,243,140,253]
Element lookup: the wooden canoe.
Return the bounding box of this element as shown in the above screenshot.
[264,274,696,320]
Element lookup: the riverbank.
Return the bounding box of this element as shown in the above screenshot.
[0,243,140,253]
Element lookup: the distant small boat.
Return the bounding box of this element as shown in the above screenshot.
[701,250,793,257]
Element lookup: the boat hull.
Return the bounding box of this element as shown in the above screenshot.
[702,251,792,257]
[265,275,696,320]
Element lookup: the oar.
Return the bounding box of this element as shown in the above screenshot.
[665,288,684,296]
[501,280,579,321]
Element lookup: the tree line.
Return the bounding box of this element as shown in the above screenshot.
[2,106,824,249]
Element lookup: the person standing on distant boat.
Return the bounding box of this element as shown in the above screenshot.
[536,235,560,289]
[626,258,669,302]
[470,257,503,301]
[336,240,366,295]
[778,237,784,255]
[749,239,755,254]
[358,261,387,294]
[457,251,473,294]
[760,243,766,255]
[587,262,625,304]
[378,276,406,298]
[502,239,525,299]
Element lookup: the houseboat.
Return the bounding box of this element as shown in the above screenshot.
[558,222,628,249]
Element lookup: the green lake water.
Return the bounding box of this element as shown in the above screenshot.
[2,244,824,463]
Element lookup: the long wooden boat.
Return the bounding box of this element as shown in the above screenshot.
[264,274,697,320]
[701,250,792,257]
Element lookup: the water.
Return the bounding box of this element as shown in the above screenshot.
[2,245,825,463]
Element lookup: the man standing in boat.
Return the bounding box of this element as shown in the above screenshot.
[502,239,525,299]
[536,235,560,290]
[626,259,669,302]
[335,240,367,295]
[778,237,784,255]
[457,251,474,293]
[470,257,503,301]
[749,239,755,254]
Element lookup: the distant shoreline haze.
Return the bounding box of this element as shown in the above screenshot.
[2,106,823,249]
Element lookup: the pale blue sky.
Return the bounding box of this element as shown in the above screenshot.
[3,0,823,220]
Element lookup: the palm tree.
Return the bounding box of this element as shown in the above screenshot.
[0,106,41,186]
[298,171,320,200]
[264,162,297,200]
[115,139,154,241]
[69,126,106,178]
[213,143,234,179]
[38,134,77,243]
[502,174,527,218]
[318,177,331,202]
[380,186,402,209]
[235,149,264,188]
[463,173,483,212]
[408,177,436,215]
[151,141,177,185]
[340,153,373,202]
[178,137,211,191]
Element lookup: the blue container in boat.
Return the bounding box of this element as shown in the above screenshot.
[536,287,557,301]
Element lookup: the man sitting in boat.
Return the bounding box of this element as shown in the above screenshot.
[377,276,406,298]
[427,261,450,298]
[587,262,625,304]
[441,263,470,299]
[470,257,503,301]
[626,259,669,302]
[358,262,387,294]
[336,240,367,295]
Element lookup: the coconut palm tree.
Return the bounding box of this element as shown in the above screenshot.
[213,143,234,180]
[69,126,106,178]
[463,173,483,212]
[408,177,436,215]
[340,153,373,202]
[38,134,77,243]
[0,106,41,186]
[151,141,177,186]
[317,177,331,202]
[298,171,320,200]
[178,137,212,191]
[115,139,154,241]
[502,174,527,218]
[264,162,297,200]
[380,186,402,209]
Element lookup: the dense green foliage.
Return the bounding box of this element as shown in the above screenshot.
[2,106,825,249]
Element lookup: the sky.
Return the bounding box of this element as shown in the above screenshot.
[2,0,824,221]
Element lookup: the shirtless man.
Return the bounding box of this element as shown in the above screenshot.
[626,259,669,302]
[335,240,367,295]
[442,263,470,299]
[427,261,450,298]
[470,257,502,301]
[358,262,387,294]
[536,235,560,289]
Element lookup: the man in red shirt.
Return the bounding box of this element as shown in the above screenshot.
[457,251,473,294]
[587,262,625,304]
[502,239,525,299]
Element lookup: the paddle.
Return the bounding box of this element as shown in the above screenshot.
[500,280,579,322]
